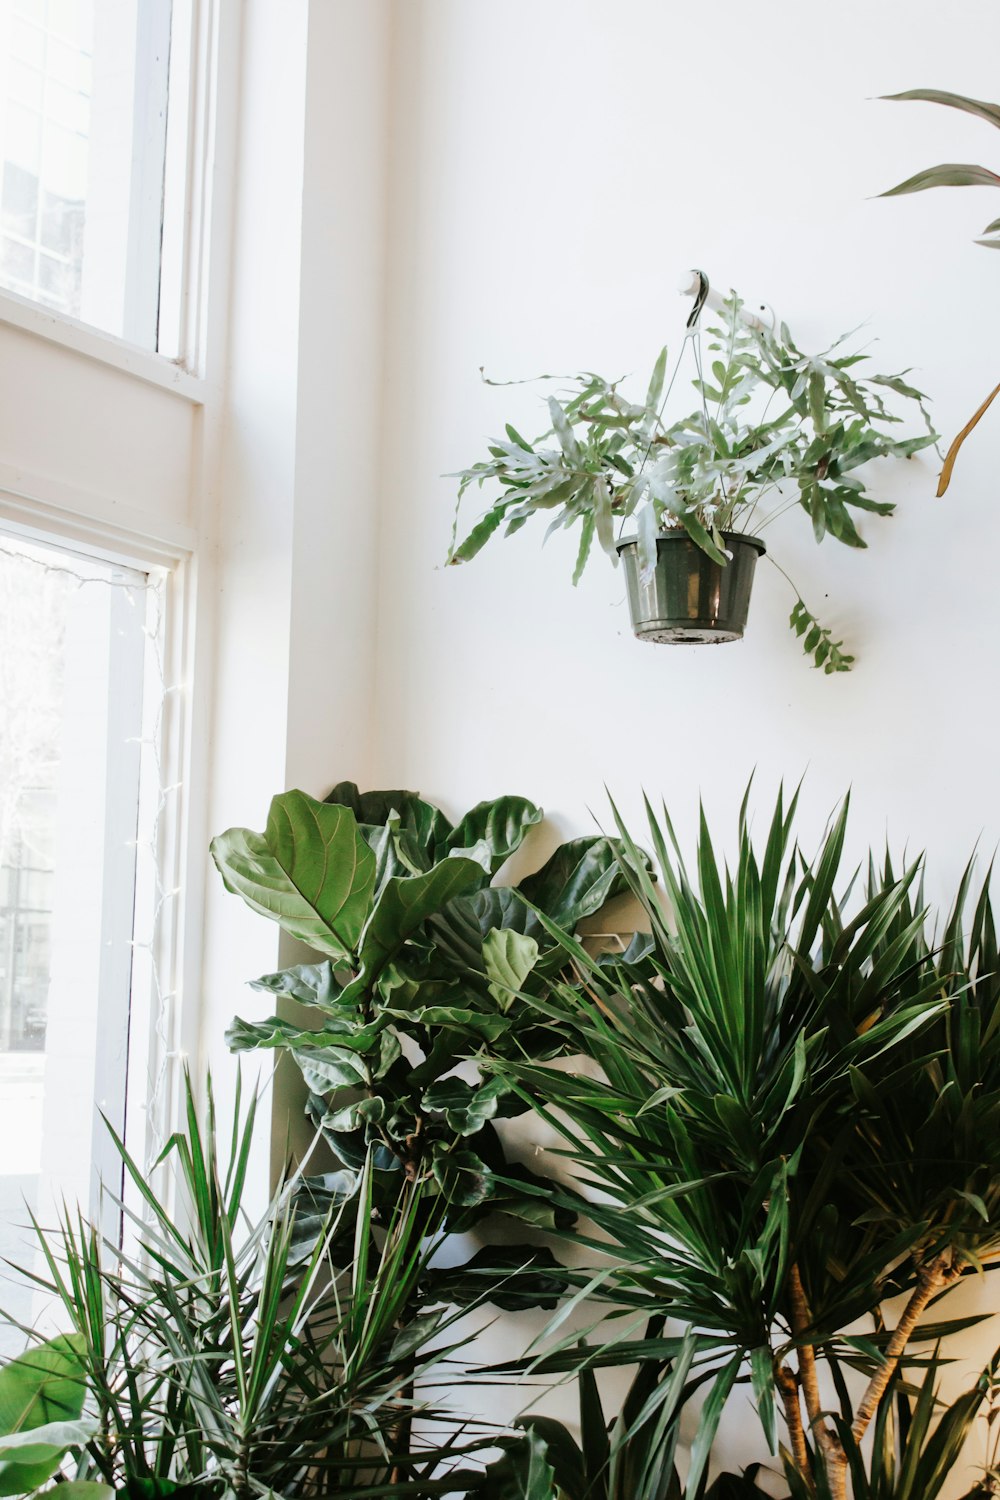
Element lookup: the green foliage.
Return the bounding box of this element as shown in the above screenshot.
[477,1346,778,1499]
[880,89,1000,494]
[213,783,644,1308]
[880,90,1000,248]
[0,1336,91,1496]
[2,1072,493,1499]
[486,784,1000,1500]
[833,1351,1000,1500]
[789,598,854,673]
[449,296,936,668]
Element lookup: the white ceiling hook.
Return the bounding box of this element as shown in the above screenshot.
[677,270,775,332]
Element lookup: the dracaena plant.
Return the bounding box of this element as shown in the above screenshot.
[481,785,1000,1500]
[448,295,936,671]
[881,88,1000,491]
[0,1072,501,1499]
[210,782,644,1315]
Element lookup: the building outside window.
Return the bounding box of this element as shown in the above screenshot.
[0,533,155,1352]
[0,0,173,347]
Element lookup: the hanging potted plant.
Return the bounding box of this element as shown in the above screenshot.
[448,282,936,671]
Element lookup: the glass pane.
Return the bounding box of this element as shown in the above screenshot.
[0,0,172,345]
[0,532,147,1351]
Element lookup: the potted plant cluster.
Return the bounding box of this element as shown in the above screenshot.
[881,87,1000,490]
[448,291,936,671]
[482,787,1000,1500]
[6,780,1000,1500]
[0,1073,505,1499]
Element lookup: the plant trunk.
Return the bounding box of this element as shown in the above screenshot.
[821,1255,960,1499]
[776,1360,812,1482]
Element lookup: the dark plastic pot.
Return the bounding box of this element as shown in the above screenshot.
[616,530,766,645]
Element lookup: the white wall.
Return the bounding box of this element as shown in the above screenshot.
[374,0,1000,909]
[367,0,1000,1489]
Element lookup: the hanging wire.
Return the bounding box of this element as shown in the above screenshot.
[617,277,710,542]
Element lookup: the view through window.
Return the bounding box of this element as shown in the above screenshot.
[0,531,150,1350]
[0,0,173,347]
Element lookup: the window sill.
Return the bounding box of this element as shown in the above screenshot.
[0,289,206,405]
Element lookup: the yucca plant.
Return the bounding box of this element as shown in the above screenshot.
[480,786,1000,1500]
[475,1343,777,1499]
[881,89,1000,491]
[1,1072,499,1498]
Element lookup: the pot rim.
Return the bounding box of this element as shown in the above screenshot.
[615,528,766,558]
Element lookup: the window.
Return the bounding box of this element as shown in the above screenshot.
[0,530,157,1351]
[0,0,176,349]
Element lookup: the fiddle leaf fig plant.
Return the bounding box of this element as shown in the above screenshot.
[211,782,645,1311]
[881,88,1000,491]
[449,293,936,670]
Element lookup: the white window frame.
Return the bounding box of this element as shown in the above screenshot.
[0,0,218,390]
[0,471,197,1200]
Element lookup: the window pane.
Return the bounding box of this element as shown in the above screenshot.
[0,0,172,346]
[0,532,147,1352]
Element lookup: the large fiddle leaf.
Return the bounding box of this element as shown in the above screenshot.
[476,1429,557,1500]
[210,791,376,961]
[420,1245,566,1312]
[355,857,486,981]
[0,1335,90,1497]
[421,1075,512,1136]
[249,961,345,1011]
[324,780,454,848]
[444,796,543,872]
[518,836,639,927]
[483,929,540,1009]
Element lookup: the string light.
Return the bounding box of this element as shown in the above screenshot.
[0,538,184,1179]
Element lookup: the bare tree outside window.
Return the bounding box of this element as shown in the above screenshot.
[0,533,148,1352]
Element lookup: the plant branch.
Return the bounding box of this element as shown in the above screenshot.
[850,1253,961,1443]
[775,1360,812,1483]
[789,1264,823,1433]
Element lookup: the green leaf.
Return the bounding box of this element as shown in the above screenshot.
[0,1418,95,1462]
[357,857,486,979]
[211,791,376,960]
[593,475,615,557]
[249,961,343,1010]
[422,1246,566,1312]
[646,345,668,414]
[881,89,1000,131]
[445,796,543,873]
[548,396,584,467]
[450,501,515,563]
[0,1336,86,1438]
[685,1356,742,1496]
[0,1456,63,1496]
[44,1486,115,1500]
[483,929,540,1008]
[432,1146,494,1206]
[880,162,1000,196]
[478,1428,557,1500]
[518,837,638,927]
[324,781,453,859]
[572,513,595,585]
[422,1076,511,1135]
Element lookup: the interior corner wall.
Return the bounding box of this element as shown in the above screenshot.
[196,0,390,1161]
[286,0,391,797]
[367,0,1000,1484]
